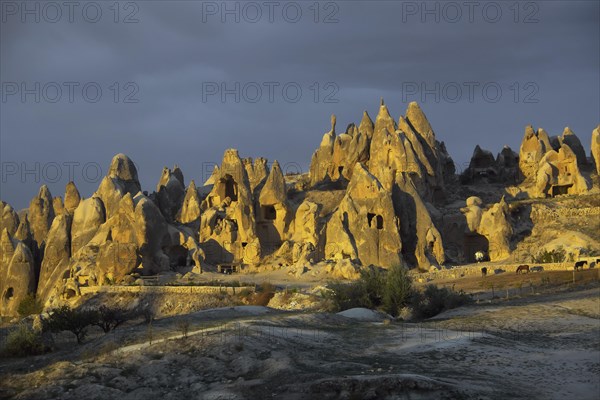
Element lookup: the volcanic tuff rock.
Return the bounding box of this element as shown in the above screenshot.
[64,181,81,214]
[177,180,202,225]
[244,157,269,193]
[460,196,512,261]
[28,185,55,246]
[533,144,590,197]
[0,229,36,316]
[1,202,20,237]
[201,149,260,264]
[325,163,402,267]
[36,213,72,304]
[1,100,598,316]
[70,197,106,254]
[519,125,552,180]
[477,197,513,261]
[560,127,587,166]
[156,165,185,222]
[461,145,519,184]
[309,114,337,186]
[96,154,142,218]
[591,125,600,175]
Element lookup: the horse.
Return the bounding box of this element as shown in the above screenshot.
[481,267,488,277]
[574,260,588,271]
[516,265,530,274]
[530,266,544,273]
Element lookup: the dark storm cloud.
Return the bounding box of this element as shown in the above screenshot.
[1,0,598,208]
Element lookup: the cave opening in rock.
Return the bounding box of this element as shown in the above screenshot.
[376,215,384,229]
[217,174,238,202]
[262,205,277,220]
[4,288,14,301]
[367,213,383,229]
[551,184,572,197]
[367,213,375,226]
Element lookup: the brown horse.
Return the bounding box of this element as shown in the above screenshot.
[481,267,488,277]
[574,260,588,271]
[516,265,530,274]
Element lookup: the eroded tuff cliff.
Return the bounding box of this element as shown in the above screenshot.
[1,100,598,316]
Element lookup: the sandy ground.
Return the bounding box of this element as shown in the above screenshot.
[1,285,598,400]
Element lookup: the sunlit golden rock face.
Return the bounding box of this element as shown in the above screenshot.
[1,100,597,316]
[591,125,600,176]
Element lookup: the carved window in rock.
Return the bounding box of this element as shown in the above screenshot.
[4,287,14,301]
[262,205,277,220]
[217,174,238,202]
[367,213,384,229]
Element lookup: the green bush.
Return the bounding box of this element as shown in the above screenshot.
[534,247,566,263]
[325,280,371,311]
[382,264,413,317]
[411,285,473,320]
[1,324,47,357]
[326,265,411,315]
[92,305,130,333]
[44,305,98,344]
[17,294,43,317]
[327,266,471,319]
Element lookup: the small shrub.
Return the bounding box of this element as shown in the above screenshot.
[92,306,130,333]
[177,319,191,338]
[534,247,566,263]
[17,294,43,317]
[411,285,473,320]
[1,323,47,357]
[44,305,98,344]
[250,282,275,306]
[325,281,370,311]
[326,265,410,314]
[382,264,412,317]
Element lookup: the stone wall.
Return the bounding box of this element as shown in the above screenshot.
[80,285,255,295]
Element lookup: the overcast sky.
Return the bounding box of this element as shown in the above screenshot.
[1,0,599,209]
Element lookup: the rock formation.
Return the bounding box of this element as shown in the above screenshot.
[325,163,402,267]
[560,127,587,166]
[1,99,597,317]
[177,180,202,226]
[0,229,36,316]
[462,145,519,184]
[534,144,590,197]
[591,125,600,175]
[70,197,106,254]
[244,157,269,193]
[309,115,337,186]
[96,153,141,218]
[36,214,72,303]
[460,196,512,262]
[64,181,81,214]
[517,124,591,197]
[201,149,260,265]
[257,160,290,252]
[1,202,20,237]
[28,185,55,247]
[156,165,185,222]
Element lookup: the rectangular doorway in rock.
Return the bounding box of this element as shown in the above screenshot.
[216,174,238,202]
[551,184,572,197]
[463,232,489,262]
[262,205,276,220]
[367,213,384,229]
